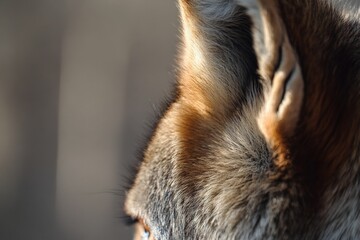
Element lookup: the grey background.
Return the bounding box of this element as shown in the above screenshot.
[0,0,178,239]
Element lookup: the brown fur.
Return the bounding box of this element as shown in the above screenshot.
[125,0,360,239]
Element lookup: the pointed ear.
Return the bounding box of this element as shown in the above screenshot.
[178,0,304,162]
[177,0,259,117]
[235,0,304,165]
[177,0,304,143]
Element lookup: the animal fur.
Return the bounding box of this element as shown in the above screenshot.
[125,0,360,239]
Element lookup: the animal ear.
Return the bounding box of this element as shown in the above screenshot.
[177,0,259,116]
[237,0,304,165]
[177,0,304,144]
[257,40,303,158]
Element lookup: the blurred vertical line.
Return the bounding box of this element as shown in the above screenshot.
[56,0,132,239]
[0,0,66,239]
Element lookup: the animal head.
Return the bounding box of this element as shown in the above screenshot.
[125,1,360,239]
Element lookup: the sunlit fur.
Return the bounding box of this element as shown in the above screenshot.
[125,0,360,239]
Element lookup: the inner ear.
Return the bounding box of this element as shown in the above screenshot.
[239,0,304,163]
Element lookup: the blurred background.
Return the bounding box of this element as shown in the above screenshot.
[0,0,178,239]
